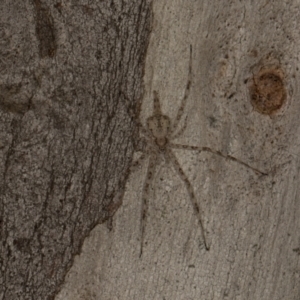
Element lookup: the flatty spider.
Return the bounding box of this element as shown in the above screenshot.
[129,46,267,257]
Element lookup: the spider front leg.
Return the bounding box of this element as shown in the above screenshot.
[139,154,158,257]
[119,89,153,141]
[170,115,188,140]
[170,45,193,137]
[166,148,210,251]
[130,152,148,173]
[170,143,268,176]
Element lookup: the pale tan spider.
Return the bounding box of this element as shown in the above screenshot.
[130,46,267,257]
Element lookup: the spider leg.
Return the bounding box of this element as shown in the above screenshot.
[166,148,209,251]
[130,152,148,174]
[170,143,268,176]
[170,45,192,135]
[170,115,188,140]
[119,90,152,139]
[153,90,163,115]
[138,123,153,140]
[139,154,158,257]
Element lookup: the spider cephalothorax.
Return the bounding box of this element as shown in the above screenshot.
[147,114,171,148]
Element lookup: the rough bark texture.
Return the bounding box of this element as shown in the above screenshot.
[57,1,300,300]
[0,1,152,299]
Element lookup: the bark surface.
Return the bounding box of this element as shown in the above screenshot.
[0,1,152,299]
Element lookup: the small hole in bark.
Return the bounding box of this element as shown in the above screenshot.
[249,68,286,115]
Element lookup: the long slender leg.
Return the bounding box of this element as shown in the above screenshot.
[166,148,210,251]
[170,115,188,140]
[130,153,148,174]
[170,143,268,175]
[153,90,163,115]
[139,154,157,257]
[171,45,193,135]
[138,124,153,141]
[119,90,152,140]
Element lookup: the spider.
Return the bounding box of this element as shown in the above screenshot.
[129,46,267,257]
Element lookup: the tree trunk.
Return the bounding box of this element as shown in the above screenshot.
[56,1,300,300]
[0,1,152,299]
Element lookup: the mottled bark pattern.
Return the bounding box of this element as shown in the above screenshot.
[33,0,57,58]
[0,0,152,299]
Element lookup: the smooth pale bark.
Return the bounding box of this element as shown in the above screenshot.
[0,1,152,299]
[57,1,300,300]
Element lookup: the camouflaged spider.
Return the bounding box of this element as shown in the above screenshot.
[130,46,267,257]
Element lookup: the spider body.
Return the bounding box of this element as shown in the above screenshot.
[147,114,171,149]
[129,46,267,257]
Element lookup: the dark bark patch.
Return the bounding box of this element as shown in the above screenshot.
[293,247,300,255]
[13,238,32,254]
[0,83,32,114]
[33,0,57,58]
[249,67,286,115]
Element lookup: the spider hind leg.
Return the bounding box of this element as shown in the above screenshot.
[139,154,158,257]
[166,148,210,251]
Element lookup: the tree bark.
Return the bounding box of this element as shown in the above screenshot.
[56,1,300,300]
[0,1,152,299]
